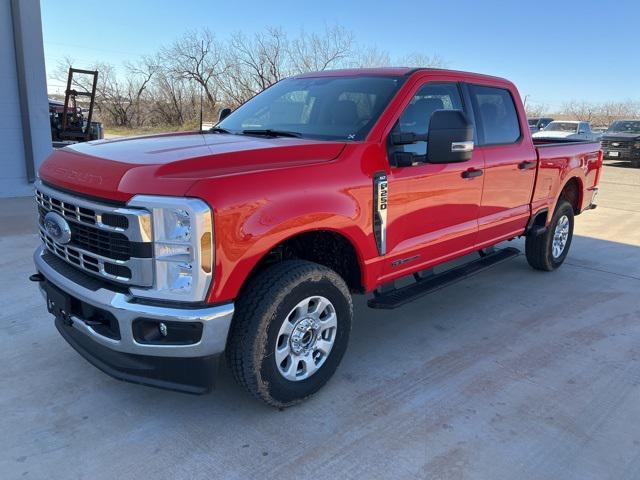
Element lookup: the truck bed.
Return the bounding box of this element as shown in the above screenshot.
[531,140,602,218]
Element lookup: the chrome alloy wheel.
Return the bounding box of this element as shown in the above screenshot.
[552,214,570,259]
[275,296,337,381]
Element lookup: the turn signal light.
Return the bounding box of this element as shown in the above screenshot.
[200,232,212,274]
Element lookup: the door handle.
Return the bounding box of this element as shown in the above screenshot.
[518,160,537,170]
[461,168,483,179]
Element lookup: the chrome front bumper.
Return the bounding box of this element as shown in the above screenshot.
[34,245,234,358]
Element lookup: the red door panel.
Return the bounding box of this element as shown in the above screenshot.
[477,144,536,245]
[383,151,484,279]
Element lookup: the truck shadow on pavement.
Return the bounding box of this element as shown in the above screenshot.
[88,235,640,417]
[603,160,640,169]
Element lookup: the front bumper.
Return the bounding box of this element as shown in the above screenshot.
[34,245,235,393]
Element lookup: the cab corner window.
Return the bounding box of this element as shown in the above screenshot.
[391,83,463,157]
[469,85,520,145]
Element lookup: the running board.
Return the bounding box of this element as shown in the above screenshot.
[367,247,520,310]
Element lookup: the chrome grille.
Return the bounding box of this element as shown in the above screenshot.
[36,189,98,225]
[37,206,134,260]
[35,181,153,287]
[601,139,635,158]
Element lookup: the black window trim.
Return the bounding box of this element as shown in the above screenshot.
[385,81,478,168]
[465,82,523,147]
[386,80,474,164]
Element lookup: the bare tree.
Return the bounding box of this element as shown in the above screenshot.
[288,25,353,72]
[51,24,453,128]
[225,28,287,96]
[352,46,392,67]
[561,100,599,123]
[397,52,446,68]
[162,29,225,107]
[558,100,640,126]
[351,48,445,69]
[597,101,640,125]
[525,101,549,118]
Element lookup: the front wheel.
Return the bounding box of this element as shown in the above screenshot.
[525,199,574,271]
[226,260,353,407]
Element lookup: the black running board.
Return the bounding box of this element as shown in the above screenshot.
[367,247,520,309]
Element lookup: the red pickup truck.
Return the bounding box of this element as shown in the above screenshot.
[32,68,602,407]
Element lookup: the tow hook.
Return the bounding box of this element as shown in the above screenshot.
[29,273,45,283]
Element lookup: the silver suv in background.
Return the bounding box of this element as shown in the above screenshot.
[532,121,599,142]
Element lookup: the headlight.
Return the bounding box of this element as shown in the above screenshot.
[127,195,213,302]
[634,141,640,149]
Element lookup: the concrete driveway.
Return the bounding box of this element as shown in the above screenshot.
[1,163,639,480]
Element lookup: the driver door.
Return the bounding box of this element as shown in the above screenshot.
[382,81,484,278]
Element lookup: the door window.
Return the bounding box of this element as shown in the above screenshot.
[469,85,521,145]
[392,83,463,156]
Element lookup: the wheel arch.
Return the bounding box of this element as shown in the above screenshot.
[238,228,366,297]
[557,176,584,215]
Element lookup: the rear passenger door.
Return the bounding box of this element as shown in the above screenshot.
[466,83,536,246]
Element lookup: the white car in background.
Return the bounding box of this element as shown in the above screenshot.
[532,121,599,141]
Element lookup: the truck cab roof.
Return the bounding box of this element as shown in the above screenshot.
[294,67,511,84]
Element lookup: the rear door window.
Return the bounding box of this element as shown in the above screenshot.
[468,85,521,145]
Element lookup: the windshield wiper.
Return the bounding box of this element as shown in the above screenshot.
[208,127,232,134]
[241,129,302,138]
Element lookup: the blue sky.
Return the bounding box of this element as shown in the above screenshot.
[41,0,639,110]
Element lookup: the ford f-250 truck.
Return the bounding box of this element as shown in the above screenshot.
[31,68,602,407]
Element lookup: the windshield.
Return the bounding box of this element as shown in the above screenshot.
[528,119,538,126]
[544,122,578,132]
[607,121,640,134]
[217,76,404,141]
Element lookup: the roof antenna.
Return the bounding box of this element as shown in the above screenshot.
[198,39,205,132]
[199,82,204,133]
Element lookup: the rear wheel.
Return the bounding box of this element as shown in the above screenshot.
[525,199,574,271]
[226,260,353,407]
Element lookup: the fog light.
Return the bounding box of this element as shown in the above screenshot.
[132,319,203,345]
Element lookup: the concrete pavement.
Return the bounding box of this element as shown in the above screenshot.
[1,162,639,479]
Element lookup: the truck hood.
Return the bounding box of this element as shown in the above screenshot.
[39,132,346,202]
[601,132,640,141]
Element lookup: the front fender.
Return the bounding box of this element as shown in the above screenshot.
[189,178,374,303]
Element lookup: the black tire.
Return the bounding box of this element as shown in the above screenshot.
[631,159,640,168]
[525,199,574,271]
[226,260,353,407]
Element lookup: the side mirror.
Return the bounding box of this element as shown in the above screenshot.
[218,108,232,122]
[426,110,474,163]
